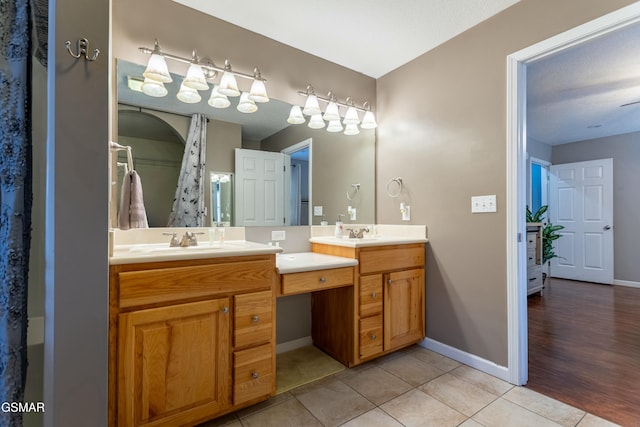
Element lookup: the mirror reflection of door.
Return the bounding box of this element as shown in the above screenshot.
[117,109,185,227]
[210,172,233,226]
[282,139,311,226]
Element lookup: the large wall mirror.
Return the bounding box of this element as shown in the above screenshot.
[114,59,375,228]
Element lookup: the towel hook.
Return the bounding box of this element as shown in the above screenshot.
[346,184,360,201]
[386,177,403,198]
[65,38,100,62]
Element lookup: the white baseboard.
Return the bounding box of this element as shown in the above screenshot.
[28,316,44,346]
[419,337,510,383]
[613,279,640,289]
[276,336,313,354]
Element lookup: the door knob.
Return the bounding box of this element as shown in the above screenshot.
[604,225,612,230]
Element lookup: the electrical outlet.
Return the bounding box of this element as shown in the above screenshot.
[271,230,286,241]
[471,195,497,213]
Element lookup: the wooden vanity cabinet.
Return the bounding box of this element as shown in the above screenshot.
[109,254,276,427]
[311,242,425,366]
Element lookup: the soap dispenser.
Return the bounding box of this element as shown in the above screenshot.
[335,214,344,238]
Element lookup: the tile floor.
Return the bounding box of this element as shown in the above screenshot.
[201,345,620,427]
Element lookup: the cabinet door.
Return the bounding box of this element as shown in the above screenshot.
[384,269,425,350]
[118,298,230,427]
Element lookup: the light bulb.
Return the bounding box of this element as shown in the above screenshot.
[303,94,321,116]
[183,63,209,91]
[218,71,240,97]
[237,92,258,113]
[143,53,172,83]
[360,110,378,129]
[308,114,325,129]
[327,120,343,132]
[207,85,231,108]
[141,77,167,97]
[287,106,305,124]
[176,82,201,104]
[323,101,340,122]
[344,124,360,135]
[248,79,269,103]
[343,106,360,125]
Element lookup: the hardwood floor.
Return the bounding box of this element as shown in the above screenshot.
[527,278,640,426]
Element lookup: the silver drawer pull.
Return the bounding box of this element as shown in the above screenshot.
[319,277,326,283]
[222,307,229,314]
[529,278,536,282]
[387,279,393,285]
[370,334,377,340]
[252,315,260,323]
[371,292,377,299]
[251,371,259,380]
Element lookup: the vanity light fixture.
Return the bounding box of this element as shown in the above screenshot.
[288,84,377,135]
[138,39,268,112]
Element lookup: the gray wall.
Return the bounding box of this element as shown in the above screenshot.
[376,0,637,366]
[552,131,640,283]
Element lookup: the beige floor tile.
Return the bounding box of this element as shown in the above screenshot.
[235,391,293,419]
[577,413,622,427]
[197,412,241,426]
[291,377,374,427]
[411,346,462,372]
[340,366,413,405]
[473,398,563,427]
[450,365,513,396]
[504,387,585,427]
[378,353,446,386]
[380,388,467,427]
[340,408,404,427]
[239,398,322,427]
[419,373,498,417]
[458,419,485,427]
[332,360,375,382]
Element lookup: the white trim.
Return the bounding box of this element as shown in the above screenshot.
[276,336,313,354]
[506,2,640,388]
[282,138,313,226]
[613,279,640,289]
[420,338,509,382]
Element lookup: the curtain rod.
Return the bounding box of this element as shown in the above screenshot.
[118,102,210,122]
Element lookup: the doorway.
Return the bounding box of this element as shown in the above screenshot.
[506,3,640,385]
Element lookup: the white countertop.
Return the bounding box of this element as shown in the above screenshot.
[110,240,282,265]
[276,252,358,274]
[309,235,428,248]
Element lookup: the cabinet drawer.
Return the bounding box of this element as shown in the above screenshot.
[527,266,543,289]
[280,267,353,296]
[360,275,382,317]
[235,291,273,349]
[359,245,424,275]
[527,248,538,266]
[526,232,538,249]
[118,259,274,308]
[234,344,273,405]
[359,315,383,359]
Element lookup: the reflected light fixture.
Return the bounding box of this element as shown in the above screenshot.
[138,39,268,112]
[288,84,376,136]
[208,85,231,109]
[237,92,258,113]
[176,82,201,103]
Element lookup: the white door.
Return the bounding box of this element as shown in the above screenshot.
[549,158,613,284]
[234,148,288,226]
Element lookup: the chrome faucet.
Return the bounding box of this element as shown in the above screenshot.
[163,231,204,247]
[346,227,370,239]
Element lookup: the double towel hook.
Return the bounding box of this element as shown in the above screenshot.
[65,38,100,62]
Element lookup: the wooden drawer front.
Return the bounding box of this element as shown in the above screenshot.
[359,315,383,359]
[234,291,273,349]
[281,267,353,296]
[526,232,538,249]
[527,248,538,266]
[528,266,543,289]
[359,245,424,275]
[359,275,383,317]
[118,259,274,309]
[234,344,273,405]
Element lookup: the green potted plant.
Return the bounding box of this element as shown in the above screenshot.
[526,205,565,280]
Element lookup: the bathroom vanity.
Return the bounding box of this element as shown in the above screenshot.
[108,235,281,426]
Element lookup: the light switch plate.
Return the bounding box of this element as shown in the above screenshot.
[271,230,286,241]
[313,206,323,216]
[471,195,497,213]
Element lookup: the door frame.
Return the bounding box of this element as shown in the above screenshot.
[506,3,640,385]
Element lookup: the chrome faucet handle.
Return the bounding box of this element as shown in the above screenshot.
[356,227,370,239]
[182,231,205,246]
[162,232,180,247]
[346,228,358,239]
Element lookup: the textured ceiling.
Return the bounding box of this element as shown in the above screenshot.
[172,0,521,78]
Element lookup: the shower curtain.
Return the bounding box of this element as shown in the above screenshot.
[1,0,34,425]
[167,113,207,227]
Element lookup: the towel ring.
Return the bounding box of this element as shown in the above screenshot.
[386,177,403,198]
[346,184,360,201]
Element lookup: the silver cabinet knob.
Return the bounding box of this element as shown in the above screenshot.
[251,371,259,379]
[604,225,612,230]
[371,292,377,299]
[387,279,392,285]
[222,307,229,314]
[370,334,377,340]
[319,277,326,283]
[252,315,260,323]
